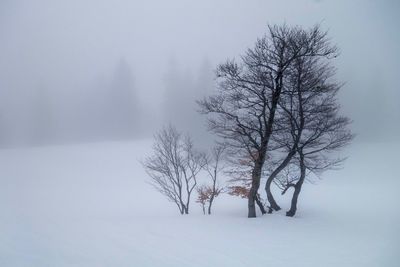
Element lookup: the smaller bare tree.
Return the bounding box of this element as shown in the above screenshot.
[196,185,209,215]
[196,185,223,215]
[143,125,205,215]
[197,144,226,215]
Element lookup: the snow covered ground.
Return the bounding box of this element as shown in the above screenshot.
[0,140,399,266]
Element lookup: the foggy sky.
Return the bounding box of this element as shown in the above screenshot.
[0,0,399,147]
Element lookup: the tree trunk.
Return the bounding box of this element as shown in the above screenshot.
[248,75,282,218]
[208,196,214,215]
[208,177,217,215]
[265,177,281,211]
[255,195,266,215]
[287,153,306,217]
[265,150,296,211]
[180,203,188,215]
[286,184,301,217]
[248,188,257,218]
[185,193,191,215]
[248,162,262,218]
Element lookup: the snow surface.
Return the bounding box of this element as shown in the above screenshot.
[0,140,399,266]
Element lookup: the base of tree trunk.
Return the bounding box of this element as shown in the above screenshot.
[266,185,282,211]
[248,188,258,218]
[255,197,267,215]
[248,214,256,218]
[248,208,257,218]
[270,202,281,211]
[286,209,296,217]
[248,198,257,218]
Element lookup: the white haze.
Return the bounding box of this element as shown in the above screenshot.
[0,0,399,147]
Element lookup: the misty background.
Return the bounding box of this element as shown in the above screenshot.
[0,0,399,148]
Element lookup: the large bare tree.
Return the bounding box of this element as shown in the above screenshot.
[271,54,353,216]
[198,24,338,217]
[143,125,205,214]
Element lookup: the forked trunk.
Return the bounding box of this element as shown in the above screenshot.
[180,203,189,215]
[265,177,281,211]
[265,149,297,211]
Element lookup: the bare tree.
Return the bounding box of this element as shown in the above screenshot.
[271,53,353,217]
[263,49,335,211]
[199,144,226,215]
[143,125,205,214]
[196,185,210,215]
[198,24,338,217]
[196,184,223,215]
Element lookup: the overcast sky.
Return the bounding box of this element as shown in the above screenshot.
[0,0,399,146]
